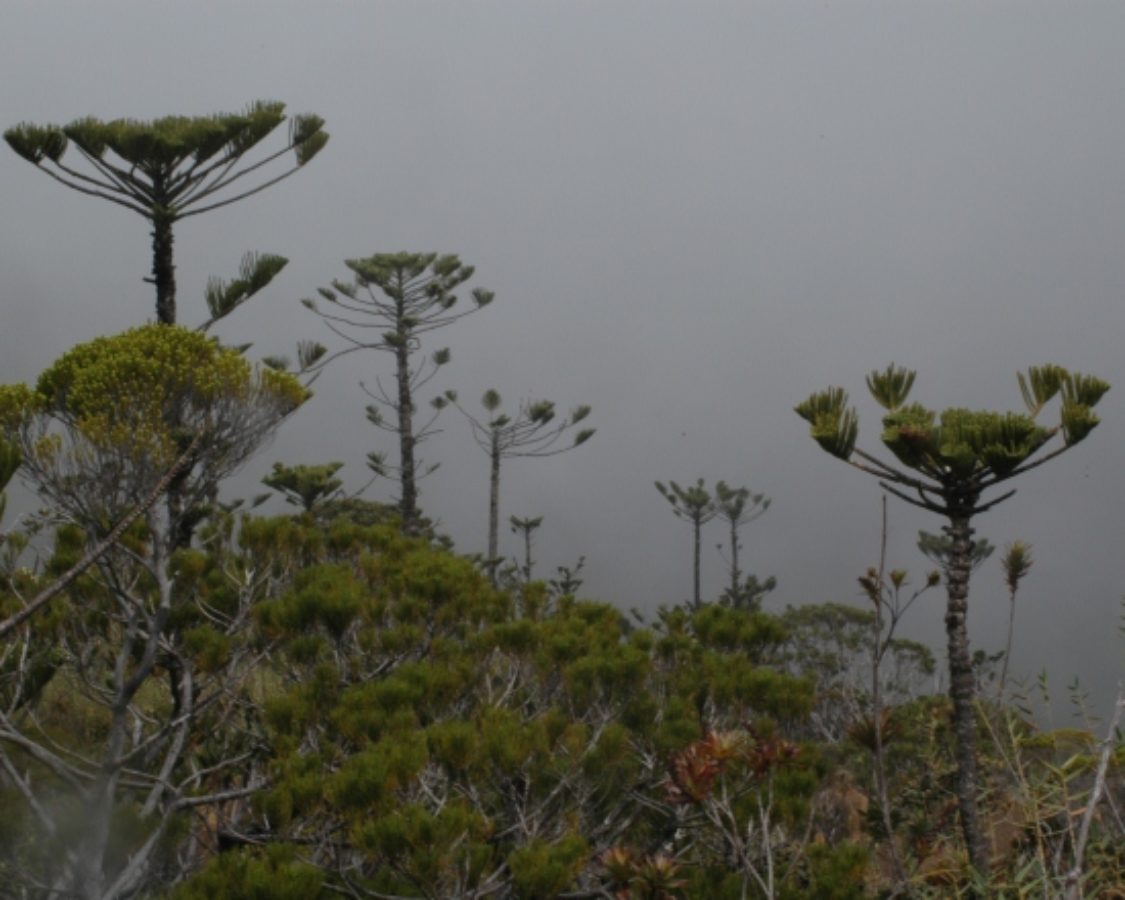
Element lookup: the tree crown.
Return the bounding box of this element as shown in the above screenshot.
[655,478,717,524]
[4,100,327,219]
[797,364,1108,493]
[31,325,306,462]
[1,326,309,526]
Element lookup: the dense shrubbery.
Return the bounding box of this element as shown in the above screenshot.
[2,503,1121,897]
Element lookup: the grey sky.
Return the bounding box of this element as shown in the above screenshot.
[1,1,1122,717]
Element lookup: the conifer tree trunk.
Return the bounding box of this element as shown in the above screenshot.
[488,430,500,584]
[151,189,176,325]
[522,525,533,583]
[151,183,188,548]
[728,518,740,597]
[944,512,989,875]
[396,328,417,535]
[692,514,702,610]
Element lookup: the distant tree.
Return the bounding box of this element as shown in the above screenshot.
[303,253,492,534]
[713,480,770,608]
[450,390,593,583]
[796,362,1109,875]
[5,101,327,325]
[510,515,543,584]
[655,479,717,611]
[263,461,344,514]
[549,555,586,599]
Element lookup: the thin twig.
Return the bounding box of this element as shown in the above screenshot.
[0,431,202,639]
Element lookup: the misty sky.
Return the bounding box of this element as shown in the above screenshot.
[1,2,1122,717]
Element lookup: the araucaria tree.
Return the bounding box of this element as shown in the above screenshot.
[796,363,1109,875]
[303,253,493,534]
[0,325,307,898]
[655,479,718,611]
[713,480,771,608]
[451,390,593,582]
[510,514,543,584]
[4,101,328,325]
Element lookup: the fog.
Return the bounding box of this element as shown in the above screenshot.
[1,1,1121,717]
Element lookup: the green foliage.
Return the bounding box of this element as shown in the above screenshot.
[880,404,1053,478]
[795,387,858,460]
[866,363,915,411]
[6,101,325,181]
[467,390,596,458]
[0,383,40,429]
[917,529,995,574]
[714,480,770,525]
[508,834,589,898]
[171,845,328,900]
[262,461,344,512]
[655,478,715,523]
[204,252,288,324]
[6,101,327,324]
[235,520,824,896]
[0,436,21,523]
[794,843,870,899]
[306,252,492,532]
[1017,364,1067,416]
[30,325,307,467]
[801,364,1109,482]
[3,502,1117,896]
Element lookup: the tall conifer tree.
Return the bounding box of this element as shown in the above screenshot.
[5,101,327,325]
[796,363,1108,874]
[655,479,718,611]
[304,253,492,534]
[450,390,593,581]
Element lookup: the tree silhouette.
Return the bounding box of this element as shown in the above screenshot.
[5,101,327,325]
[655,479,718,611]
[510,515,543,584]
[263,461,344,514]
[450,390,593,583]
[796,362,1108,874]
[713,480,770,607]
[303,253,492,534]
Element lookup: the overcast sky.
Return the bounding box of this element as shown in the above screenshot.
[1,1,1122,718]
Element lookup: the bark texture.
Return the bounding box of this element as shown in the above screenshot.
[728,518,740,597]
[151,203,176,325]
[692,515,702,611]
[944,512,990,876]
[395,332,417,535]
[488,430,500,584]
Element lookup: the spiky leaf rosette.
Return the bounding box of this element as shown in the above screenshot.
[803,365,1108,489]
[866,363,915,411]
[882,407,1049,478]
[205,252,288,324]
[1059,372,1110,446]
[880,403,938,470]
[1018,364,1068,417]
[795,388,857,460]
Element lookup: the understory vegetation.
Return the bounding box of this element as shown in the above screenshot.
[1,506,1121,898]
